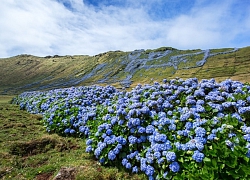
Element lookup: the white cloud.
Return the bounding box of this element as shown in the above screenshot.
[0,0,249,57]
[166,1,242,49]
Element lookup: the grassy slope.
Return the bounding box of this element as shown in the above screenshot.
[130,47,250,87]
[0,96,145,180]
[0,46,250,94]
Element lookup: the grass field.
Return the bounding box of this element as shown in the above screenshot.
[0,96,146,180]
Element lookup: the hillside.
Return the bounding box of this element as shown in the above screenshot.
[0,46,250,95]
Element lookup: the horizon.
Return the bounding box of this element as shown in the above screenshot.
[0,0,250,58]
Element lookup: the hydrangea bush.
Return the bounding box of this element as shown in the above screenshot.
[13,78,250,179]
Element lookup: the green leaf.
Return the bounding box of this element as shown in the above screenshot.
[226,155,237,168]
[204,157,211,162]
[178,157,184,163]
[213,109,219,113]
[212,158,218,169]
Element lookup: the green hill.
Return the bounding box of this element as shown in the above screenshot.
[1,46,250,94]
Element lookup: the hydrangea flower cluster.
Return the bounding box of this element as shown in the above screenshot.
[13,78,250,179]
[13,85,118,136]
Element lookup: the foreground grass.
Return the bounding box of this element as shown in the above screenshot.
[0,96,146,180]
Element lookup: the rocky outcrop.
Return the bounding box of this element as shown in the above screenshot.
[53,167,76,180]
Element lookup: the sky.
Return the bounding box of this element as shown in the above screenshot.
[0,0,250,58]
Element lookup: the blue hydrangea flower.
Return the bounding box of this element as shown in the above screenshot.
[145,165,155,176]
[166,151,176,162]
[169,161,180,172]
[146,125,155,134]
[180,112,191,121]
[122,158,128,166]
[163,171,168,178]
[168,124,176,131]
[108,150,116,160]
[64,128,71,134]
[99,158,105,164]
[192,150,205,163]
[116,136,127,145]
[244,134,250,142]
[247,96,250,103]
[154,151,161,159]
[196,142,204,151]
[157,157,164,164]
[207,133,216,141]
[86,145,92,152]
[132,166,138,173]
[239,106,250,114]
[128,135,138,144]
[94,147,102,157]
[246,150,250,158]
[154,133,167,143]
[138,126,146,133]
[69,129,76,134]
[195,127,206,137]
[125,162,132,169]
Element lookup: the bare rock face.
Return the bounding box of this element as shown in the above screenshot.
[53,167,76,180]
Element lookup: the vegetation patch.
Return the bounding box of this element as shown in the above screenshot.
[9,136,77,156]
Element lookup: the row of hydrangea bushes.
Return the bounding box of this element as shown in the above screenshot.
[12,78,250,179]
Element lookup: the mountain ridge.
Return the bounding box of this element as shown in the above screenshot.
[0,46,250,95]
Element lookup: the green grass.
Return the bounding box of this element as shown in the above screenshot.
[0,96,146,180]
[209,48,234,54]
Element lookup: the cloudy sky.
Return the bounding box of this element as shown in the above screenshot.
[0,0,249,58]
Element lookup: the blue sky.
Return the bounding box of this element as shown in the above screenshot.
[0,0,249,58]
